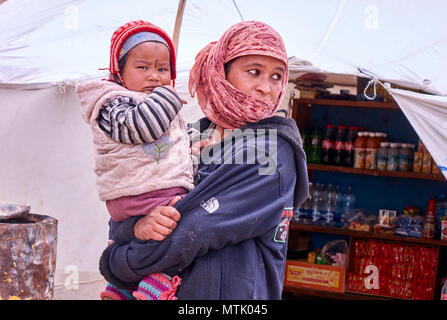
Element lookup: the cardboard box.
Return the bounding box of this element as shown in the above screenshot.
[413,152,423,172]
[379,209,396,226]
[284,260,346,293]
[432,161,441,174]
[299,89,317,99]
[422,152,432,173]
[417,139,426,153]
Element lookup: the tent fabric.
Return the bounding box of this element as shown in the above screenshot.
[2,0,447,96]
[388,88,447,179]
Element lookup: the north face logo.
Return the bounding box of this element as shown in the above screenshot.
[200,197,219,213]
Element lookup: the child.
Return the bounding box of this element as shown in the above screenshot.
[76,20,195,300]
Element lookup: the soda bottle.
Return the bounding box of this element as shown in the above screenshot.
[321,124,335,164]
[333,125,347,166]
[342,126,358,167]
[423,197,437,240]
[308,128,322,164]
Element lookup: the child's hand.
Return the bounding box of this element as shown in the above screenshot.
[133,197,181,241]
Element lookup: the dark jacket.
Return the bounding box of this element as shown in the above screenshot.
[99,116,309,299]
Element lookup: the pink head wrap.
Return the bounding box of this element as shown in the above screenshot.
[188,21,289,129]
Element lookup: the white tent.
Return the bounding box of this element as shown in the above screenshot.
[1,0,446,298]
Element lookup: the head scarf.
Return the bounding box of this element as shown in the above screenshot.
[108,20,176,86]
[189,21,288,129]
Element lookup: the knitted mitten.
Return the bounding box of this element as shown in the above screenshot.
[100,282,135,300]
[132,273,182,300]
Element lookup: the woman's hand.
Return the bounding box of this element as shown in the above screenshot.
[191,137,215,155]
[133,196,182,241]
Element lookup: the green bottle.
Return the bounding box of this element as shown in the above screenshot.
[316,252,325,265]
[301,129,311,159]
[309,128,322,164]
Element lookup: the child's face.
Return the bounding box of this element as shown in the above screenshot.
[225,55,286,104]
[121,41,172,93]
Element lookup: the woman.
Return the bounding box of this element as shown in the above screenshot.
[99,21,309,300]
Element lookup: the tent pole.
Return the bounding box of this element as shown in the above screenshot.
[173,0,187,54]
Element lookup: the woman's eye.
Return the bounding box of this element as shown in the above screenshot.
[248,69,259,76]
[159,67,168,72]
[137,66,147,70]
[272,73,282,81]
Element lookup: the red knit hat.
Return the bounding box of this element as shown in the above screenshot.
[109,20,176,86]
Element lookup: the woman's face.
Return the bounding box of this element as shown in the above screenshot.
[121,41,172,93]
[225,55,286,104]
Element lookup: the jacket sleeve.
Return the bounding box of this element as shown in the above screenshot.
[96,86,183,144]
[100,141,297,288]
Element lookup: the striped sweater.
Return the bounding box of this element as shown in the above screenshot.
[97,87,182,145]
[76,80,195,201]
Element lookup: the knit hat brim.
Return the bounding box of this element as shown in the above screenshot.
[109,20,176,83]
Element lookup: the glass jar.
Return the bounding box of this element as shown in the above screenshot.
[387,143,400,171]
[377,142,390,171]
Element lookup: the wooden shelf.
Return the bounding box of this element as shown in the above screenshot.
[283,285,391,300]
[307,163,446,181]
[290,223,447,247]
[288,96,446,301]
[298,98,398,110]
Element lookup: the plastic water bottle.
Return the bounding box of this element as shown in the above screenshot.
[441,280,447,300]
[321,184,336,225]
[342,185,356,220]
[311,182,323,224]
[303,182,314,223]
[334,185,344,226]
[295,182,313,224]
